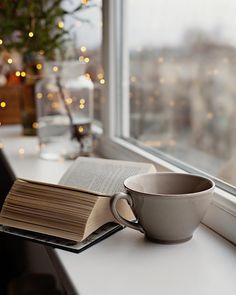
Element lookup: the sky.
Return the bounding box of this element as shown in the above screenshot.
[128,0,236,49]
[63,0,236,50]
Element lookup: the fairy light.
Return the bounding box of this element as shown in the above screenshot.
[57,21,64,29]
[15,71,21,77]
[97,73,104,80]
[0,39,3,45]
[65,97,73,105]
[81,0,89,5]
[28,32,34,38]
[80,98,85,104]
[0,101,6,108]
[78,126,84,133]
[36,63,43,70]
[79,56,84,62]
[36,92,43,99]
[80,46,87,53]
[79,104,85,109]
[84,73,91,80]
[84,57,90,63]
[21,71,26,77]
[53,66,59,72]
[7,58,13,64]
[32,122,39,129]
[47,93,53,99]
[100,78,105,85]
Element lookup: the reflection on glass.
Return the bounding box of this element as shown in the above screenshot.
[128,0,236,187]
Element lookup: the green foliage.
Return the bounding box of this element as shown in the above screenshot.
[0,0,90,59]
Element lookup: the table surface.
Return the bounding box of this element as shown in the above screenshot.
[1,126,236,295]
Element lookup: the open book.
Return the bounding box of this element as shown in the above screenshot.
[0,157,156,252]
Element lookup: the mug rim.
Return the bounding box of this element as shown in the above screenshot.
[124,172,215,198]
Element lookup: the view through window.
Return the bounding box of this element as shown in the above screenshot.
[127,0,236,188]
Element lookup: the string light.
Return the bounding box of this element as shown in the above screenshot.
[28,32,34,38]
[21,71,26,77]
[84,73,91,80]
[36,92,43,99]
[0,39,3,45]
[32,122,38,129]
[80,46,87,53]
[100,78,105,84]
[52,66,59,72]
[97,73,104,80]
[36,63,43,70]
[79,104,85,109]
[15,71,21,77]
[7,58,13,64]
[0,101,6,108]
[80,98,85,104]
[84,57,90,63]
[79,56,84,62]
[57,21,64,29]
[65,97,73,105]
[78,126,84,133]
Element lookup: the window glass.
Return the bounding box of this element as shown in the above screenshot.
[127,0,236,187]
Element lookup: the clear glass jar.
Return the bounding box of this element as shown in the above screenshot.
[35,61,94,160]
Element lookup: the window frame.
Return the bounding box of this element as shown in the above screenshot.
[101,0,236,245]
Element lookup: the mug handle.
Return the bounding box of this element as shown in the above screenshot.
[110,192,144,233]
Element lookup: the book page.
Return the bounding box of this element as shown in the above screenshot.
[59,157,156,195]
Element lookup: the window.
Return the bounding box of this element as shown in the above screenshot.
[108,0,236,192]
[101,0,236,244]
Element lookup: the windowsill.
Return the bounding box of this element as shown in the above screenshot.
[98,135,236,246]
[0,125,236,295]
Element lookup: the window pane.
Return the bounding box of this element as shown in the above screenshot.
[127,0,236,187]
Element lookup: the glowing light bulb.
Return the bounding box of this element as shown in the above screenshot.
[80,98,85,104]
[97,73,104,79]
[100,79,105,84]
[21,71,26,77]
[36,63,43,70]
[81,0,89,4]
[79,56,84,62]
[0,39,3,45]
[28,32,34,38]
[36,92,43,99]
[80,46,87,53]
[58,21,64,29]
[79,126,84,133]
[84,57,90,63]
[0,101,6,108]
[7,58,13,64]
[15,71,21,77]
[32,122,39,129]
[79,104,85,109]
[65,97,73,105]
[53,66,59,72]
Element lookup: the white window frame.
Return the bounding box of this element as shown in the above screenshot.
[100,0,236,245]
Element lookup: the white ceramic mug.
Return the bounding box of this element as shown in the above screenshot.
[110,172,215,243]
